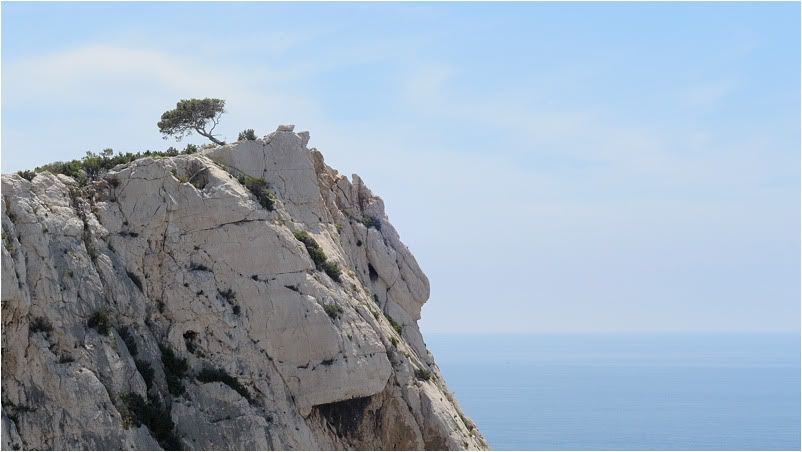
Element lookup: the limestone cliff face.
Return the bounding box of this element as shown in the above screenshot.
[0,126,486,451]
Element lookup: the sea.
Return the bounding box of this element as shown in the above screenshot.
[426,333,800,451]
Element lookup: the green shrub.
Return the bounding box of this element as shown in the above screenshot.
[307,246,327,268]
[25,145,211,187]
[390,336,398,347]
[292,229,344,284]
[81,151,104,180]
[414,368,432,382]
[17,170,35,181]
[292,229,313,245]
[384,313,402,335]
[88,310,112,335]
[323,304,344,320]
[36,160,84,184]
[237,176,275,211]
[238,175,266,190]
[38,149,118,184]
[159,345,188,396]
[361,215,382,231]
[293,230,326,267]
[196,367,251,401]
[238,129,257,141]
[260,190,276,211]
[321,260,342,282]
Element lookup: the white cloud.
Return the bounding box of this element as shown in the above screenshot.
[4,45,239,100]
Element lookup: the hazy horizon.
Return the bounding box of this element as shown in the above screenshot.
[428,331,800,450]
[2,2,799,334]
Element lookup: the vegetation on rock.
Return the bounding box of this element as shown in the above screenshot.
[385,313,403,335]
[237,176,276,211]
[321,260,343,282]
[414,368,432,382]
[292,229,343,283]
[323,303,344,320]
[87,310,112,335]
[160,345,189,396]
[196,367,252,402]
[238,129,257,141]
[16,170,35,181]
[31,145,201,186]
[361,215,382,231]
[158,98,226,145]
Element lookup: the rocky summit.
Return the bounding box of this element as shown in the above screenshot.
[0,126,486,450]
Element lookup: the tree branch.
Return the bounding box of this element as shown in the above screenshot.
[207,113,221,135]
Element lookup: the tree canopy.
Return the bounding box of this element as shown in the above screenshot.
[238,129,257,141]
[157,98,226,145]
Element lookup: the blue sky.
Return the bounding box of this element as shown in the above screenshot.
[2,2,799,333]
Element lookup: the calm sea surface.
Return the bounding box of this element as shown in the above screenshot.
[426,333,800,450]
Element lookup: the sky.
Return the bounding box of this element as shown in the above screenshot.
[2,2,799,333]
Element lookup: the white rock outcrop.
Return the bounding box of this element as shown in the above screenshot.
[0,127,486,451]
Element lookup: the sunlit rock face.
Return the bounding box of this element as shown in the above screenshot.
[1,126,486,451]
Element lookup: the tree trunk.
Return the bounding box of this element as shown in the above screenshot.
[198,131,225,146]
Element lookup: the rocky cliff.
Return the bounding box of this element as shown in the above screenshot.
[0,126,486,450]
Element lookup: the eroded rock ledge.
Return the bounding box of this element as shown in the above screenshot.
[0,126,487,450]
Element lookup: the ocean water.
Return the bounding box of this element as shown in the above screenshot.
[426,333,800,450]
